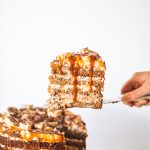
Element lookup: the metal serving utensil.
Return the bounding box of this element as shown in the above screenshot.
[103,94,150,106]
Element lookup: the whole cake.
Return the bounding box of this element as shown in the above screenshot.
[48,47,106,110]
[0,105,87,150]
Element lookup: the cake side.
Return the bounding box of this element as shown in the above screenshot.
[48,47,106,109]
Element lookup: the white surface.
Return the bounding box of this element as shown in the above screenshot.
[0,0,150,150]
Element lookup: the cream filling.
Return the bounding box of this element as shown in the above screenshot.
[49,84,103,91]
[49,74,104,82]
[50,65,105,73]
[49,93,103,99]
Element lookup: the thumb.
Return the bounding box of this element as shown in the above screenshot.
[122,84,148,102]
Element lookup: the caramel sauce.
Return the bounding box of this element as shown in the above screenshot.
[0,125,64,143]
[20,131,64,143]
[57,56,63,74]
[73,66,79,101]
[89,55,96,92]
[68,56,77,101]
[68,54,96,99]
[50,62,63,74]
[58,65,63,74]
[68,55,82,101]
[50,62,56,68]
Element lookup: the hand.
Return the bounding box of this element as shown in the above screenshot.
[121,71,150,107]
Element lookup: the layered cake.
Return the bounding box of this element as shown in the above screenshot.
[48,47,106,110]
[0,105,87,150]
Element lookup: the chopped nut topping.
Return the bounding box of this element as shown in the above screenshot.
[7,107,20,117]
[0,106,87,144]
[34,122,45,130]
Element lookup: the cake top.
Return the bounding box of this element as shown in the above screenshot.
[0,105,87,143]
[50,47,106,73]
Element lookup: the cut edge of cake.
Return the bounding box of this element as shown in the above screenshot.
[48,47,106,110]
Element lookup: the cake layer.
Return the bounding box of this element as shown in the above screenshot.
[48,90,103,99]
[48,84,103,94]
[67,146,86,150]
[0,144,85,150]
[58,128,87,141]
[0,135,85,150]
[48,96,102,109]
[48,90,103,101]
[0,136,65,150]
[49,74,104,87]
[66,138,86,149]
[51,67,105,77]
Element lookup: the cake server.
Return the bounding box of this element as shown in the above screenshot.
[103,94,150,105]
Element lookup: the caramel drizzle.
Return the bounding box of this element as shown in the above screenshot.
[57,60,63,75]
[0,125,64,143]
[50,61,63,75]
[56,56,63,74]
[68,55,83,101]
[89,55,96,92]
[68,54,96,100]
[73,66,79,101]
[50,52,97,101]
[68,56,78,101]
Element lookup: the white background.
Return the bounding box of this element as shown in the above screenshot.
[0,0,150,150]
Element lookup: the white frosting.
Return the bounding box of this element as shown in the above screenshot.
[19,122,32,130]
[20,130,30,141]
[4,117,14,127]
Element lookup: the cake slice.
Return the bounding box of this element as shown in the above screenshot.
[0,105,87,150]
[48,47,106,110]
